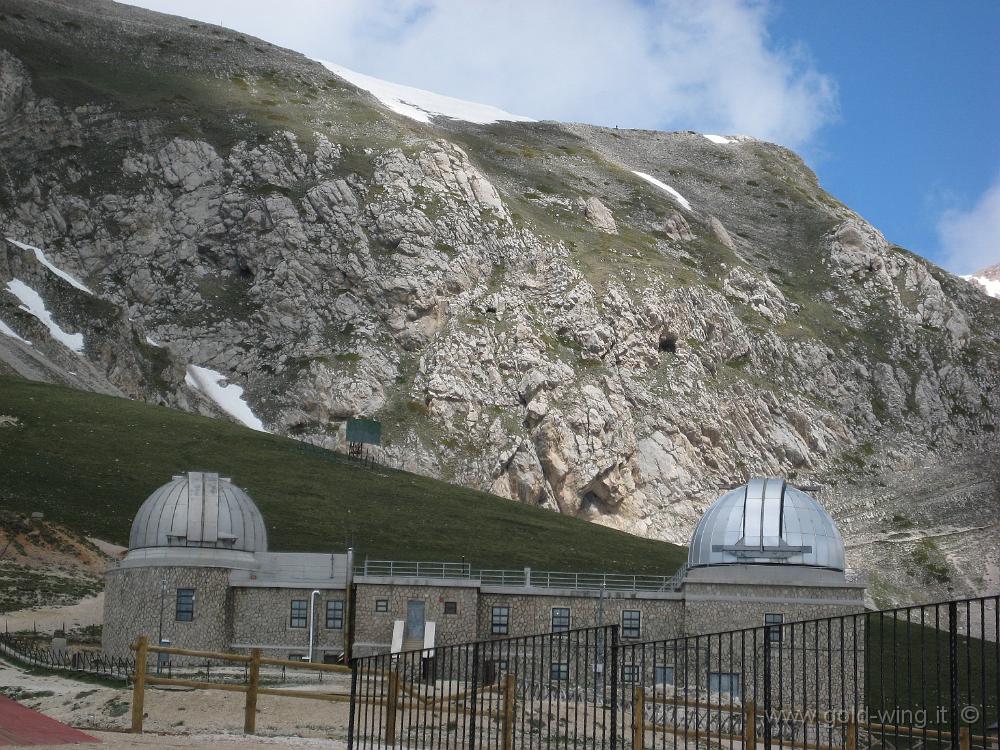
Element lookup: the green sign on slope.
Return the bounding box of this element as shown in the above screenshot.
[347,418,382,445]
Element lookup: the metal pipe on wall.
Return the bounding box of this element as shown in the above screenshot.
[307,589,320,663]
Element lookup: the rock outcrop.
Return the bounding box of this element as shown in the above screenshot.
[0,0,998,606]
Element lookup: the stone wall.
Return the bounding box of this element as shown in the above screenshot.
[101,564,231,659]
[230,586,347,661]
[680,581,866,710]
[352,581,479,657]
[477,591,685,643]
[682,581,866,635]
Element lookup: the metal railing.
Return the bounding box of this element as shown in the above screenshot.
[358,561,475,579]
[349,594,1000,750]
[356,560,687,592]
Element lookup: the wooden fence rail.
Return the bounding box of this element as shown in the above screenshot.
[129,636,514,741]
[128,636,351,734]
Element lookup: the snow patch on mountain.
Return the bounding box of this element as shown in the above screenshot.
[632,171,692,211]
[4,279,84,352]
[702,134,733,145]
[5,238,93,295]
[317,60,534,125]
[185,364,267,432]
[0,317,31,345]
[962,274,1000,299]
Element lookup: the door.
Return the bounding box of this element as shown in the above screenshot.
[405,600,425,640]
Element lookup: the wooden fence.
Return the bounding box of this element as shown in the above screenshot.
[128,636,351,734]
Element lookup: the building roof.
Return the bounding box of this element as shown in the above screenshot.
[128,472,268,554]
[688,478,845,571]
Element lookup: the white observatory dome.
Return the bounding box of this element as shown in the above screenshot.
[128,472,267,554]
[688,478,845,571]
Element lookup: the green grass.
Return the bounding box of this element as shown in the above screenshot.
[0,562,102,612]
[0,376,686,574]
[865,611,998,725]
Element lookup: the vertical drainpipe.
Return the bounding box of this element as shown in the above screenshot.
[307,589,320,663]
[344,547,355,663]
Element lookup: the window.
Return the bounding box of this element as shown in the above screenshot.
[550,662,568,681]
[765,613,783,643]
[444,601,458,615]
[175,589,195,622]
[375,599,389,613]
[323,653,342,665]
[491,606,510,635]
[622,664,639,684]
[654,665,675,685]
[290,599,308,628]
[551,607,571,633]
[326,600,344,629]
[709,672,741,698]
[621,610,641,639]
[288,653,305,662]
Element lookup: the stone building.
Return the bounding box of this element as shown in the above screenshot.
[102,472,350,663]
[103,473,865,683]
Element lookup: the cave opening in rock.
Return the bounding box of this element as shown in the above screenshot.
[658,334,677,354]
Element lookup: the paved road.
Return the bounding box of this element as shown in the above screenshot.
[0,696,97,746]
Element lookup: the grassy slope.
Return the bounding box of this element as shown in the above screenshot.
[0,375,686,574]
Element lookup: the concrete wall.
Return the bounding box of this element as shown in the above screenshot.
[101,564,231,659]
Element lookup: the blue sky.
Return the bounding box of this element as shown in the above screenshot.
[127,0,999,273]
[769,1,1000,272]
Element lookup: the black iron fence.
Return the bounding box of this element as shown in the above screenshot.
[349,595,999,750]
[0,631,134,681]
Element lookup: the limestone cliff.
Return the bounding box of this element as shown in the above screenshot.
[1,0,998,607]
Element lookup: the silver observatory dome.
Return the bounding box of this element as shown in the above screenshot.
[129,472,268,554]
[688,478,845,571]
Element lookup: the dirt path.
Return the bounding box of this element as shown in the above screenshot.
[2,592,104,634]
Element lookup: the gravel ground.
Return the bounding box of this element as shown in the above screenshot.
[23,729,347,749]
[0,656,351,745]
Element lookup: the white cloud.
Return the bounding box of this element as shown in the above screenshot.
[937,175,1000,274]
[123,0,837,148]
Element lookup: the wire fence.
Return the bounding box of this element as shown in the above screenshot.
[0,631,134,681]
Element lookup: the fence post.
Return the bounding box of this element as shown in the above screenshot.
[347,660,358,750]
[469,641,481,750]
[846,713,856,750]
[762,631,772,750]
[610,625,619,750]
[632,686,645,750]
[948,601,960,749]
[960,726,970,750]
[131,636,147,733]
[744,703,756,749]
[503,672,516,750]
[386,670,401,746]
[244,648,261,734]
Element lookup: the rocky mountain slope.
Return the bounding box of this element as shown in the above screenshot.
[1,0,998,606]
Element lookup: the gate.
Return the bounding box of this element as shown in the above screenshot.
[349,595,1000,750]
